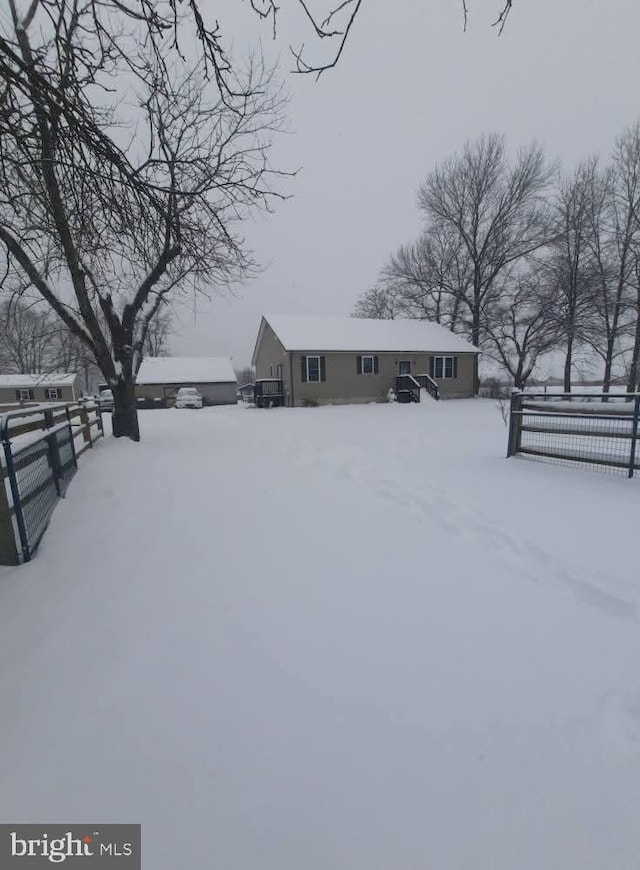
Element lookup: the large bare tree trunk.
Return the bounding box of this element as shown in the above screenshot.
[598,278,627,400]
[513,358,528,390]
[111,378,140,441]
[602,338,615,398]
[563,338,573,393]
[472,306,482,395]
[627,302,640,395]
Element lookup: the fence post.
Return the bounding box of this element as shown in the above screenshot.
[628,395,640,479]
[80,405,92,448]
[47,432,62,496]
[507,390,523,458]
[65,411,78,470]
[1,431,30,562]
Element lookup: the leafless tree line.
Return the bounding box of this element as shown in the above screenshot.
[0,298,87,376]
[354,126,640,394]
[0,295,174,392]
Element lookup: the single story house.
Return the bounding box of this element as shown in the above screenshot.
[135,356,237,407]
[251,315,480,407]
[0,373,80,405]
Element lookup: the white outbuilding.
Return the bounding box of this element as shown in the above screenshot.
[135,357,237,407]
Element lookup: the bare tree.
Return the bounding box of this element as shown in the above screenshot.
[544,161,603,392]
[604,123,640,395]
[574,144,640,396]
[583,164,625,394]
[484,272,561,389]
[142,308,174,360]
[48,325,102,394]
[0,2,287,440]
[352,284,400,319]
[235,366,255,387]
[418,134,555,391]
[0,298,55,373]
[625,255,640,393]
[381,225,470,331]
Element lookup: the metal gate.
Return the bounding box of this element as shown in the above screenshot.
[507,391,640,478]
[2,422,78,562]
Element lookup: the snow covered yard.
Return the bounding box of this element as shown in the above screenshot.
[1,400,639,869]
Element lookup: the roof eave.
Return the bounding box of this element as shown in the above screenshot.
[285,346,481,354]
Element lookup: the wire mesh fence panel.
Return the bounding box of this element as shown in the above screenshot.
[1,402,103,563]
[12,440,59,553]
[508,393,640,478]
[52,424,77,494]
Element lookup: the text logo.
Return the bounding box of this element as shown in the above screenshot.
[1,825,140,867]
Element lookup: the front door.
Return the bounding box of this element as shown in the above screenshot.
[398,360,411,375]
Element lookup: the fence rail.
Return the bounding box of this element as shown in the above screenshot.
[0,401,104,564]
[507,391,640,478]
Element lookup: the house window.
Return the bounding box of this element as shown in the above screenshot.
[45,388,62,399]
[301,356,326,383]
[432,356,458,379]
[306,356,321,382]
[15,389,34,401]
[357,355,379,375]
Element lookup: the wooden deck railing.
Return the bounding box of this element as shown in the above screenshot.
[253,379,285,408]
[414,373,440,400]
[395,375,421,403]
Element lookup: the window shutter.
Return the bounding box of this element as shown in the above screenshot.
[357,355,362,375]
[453,357,458,379]
[374,356,379,374]
[320,356,326,382]
[15,390,20,401]
[301,356,307,382]
[429,356,434,377]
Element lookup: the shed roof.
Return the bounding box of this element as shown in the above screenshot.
[135,356,236,385]
[0,373,78,388]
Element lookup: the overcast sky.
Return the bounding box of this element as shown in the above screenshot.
[170,0,640,369]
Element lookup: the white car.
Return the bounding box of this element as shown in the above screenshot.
[98,389,114,412]
[175,387,203,409]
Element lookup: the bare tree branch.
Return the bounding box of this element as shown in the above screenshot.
[492,1,514,35]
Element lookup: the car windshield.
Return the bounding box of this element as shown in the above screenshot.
[179,389,198,395]
[101,390,113,398]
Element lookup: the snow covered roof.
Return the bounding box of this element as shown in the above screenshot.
[0,373,78,388]
[135,356,236,385]
[259,315,480,356]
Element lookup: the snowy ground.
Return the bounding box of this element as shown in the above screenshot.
[1,400,639,869]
